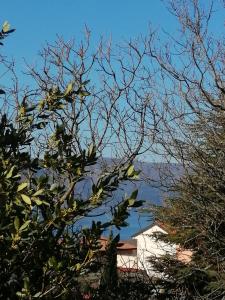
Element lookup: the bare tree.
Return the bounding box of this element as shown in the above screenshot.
[130,0,225,298]
[22,31,158,167]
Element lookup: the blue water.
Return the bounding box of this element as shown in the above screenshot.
[76,209,152,240]
[110,210,152,239]
[75,183,163,239]
[39,161,180,239]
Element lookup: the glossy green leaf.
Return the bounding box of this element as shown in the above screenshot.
[127,165,134,177]
[33,189,45,197]
[6,166,15,178]
[19,220,31,231]
[48,256,57,268]
[65,82,73,95]
[130,173,139,180]
[75,263,81,271]
[82,79,90,86]
[2,21,10,33]
[14,216,20,231]
[80,90,90,97]
[130,189,138,200]
[128,198,135,206]
[33,292,42,298]
[17,182,28,192]
[33,197,43,205]
[50,183,58,191]
[21,194,31,205]
[88,143,96,157]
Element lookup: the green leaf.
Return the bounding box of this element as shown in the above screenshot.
[38,99,45,110]
[14,216,20,231]
[82,80,90,86]
[38,114,49,119]
[36,122,47,129]
[23,276,29,290]
[128,198,135,206]
[97,187,103,197]
[130,189,138,199]
[128,190,139,206]
[16,292,25,297]
[127,165,134,177]
[33,189,45,197]
[130,173,139,180]
[75,263,81,271]
[33,197,43,205]
[48,256,57,268]
[76,167,82,176]
[42,201,50,207]
[17,182,28,192]
[25,105,36,112]
[12,174,21,179]
[130,200,144,208]
[88,143,96,157]
[33,292,42,298]
[21,194,31,205]
[6,166,15,178]
[130,169,141,180]
[2,21,10,33]
[80,90,90,97]
[65,82,73,95]
[19,220,31,231]
[50,183,58,191]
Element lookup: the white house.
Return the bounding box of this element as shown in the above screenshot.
[115,222,192,276]
[116,239,138,271]
[131,223,176,277]
[100,237,138,271]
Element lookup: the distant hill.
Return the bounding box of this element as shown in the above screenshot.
[37,159,182,238]
[73,159,182,239]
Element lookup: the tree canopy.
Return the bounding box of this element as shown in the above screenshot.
[0,0,224,298]
[0,22,145,299]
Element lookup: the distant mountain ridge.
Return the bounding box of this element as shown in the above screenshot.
[73,159,182,239]
[38,159,182,238]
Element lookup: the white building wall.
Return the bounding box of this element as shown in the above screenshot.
[117,251,137,269]
[134,225,176,277]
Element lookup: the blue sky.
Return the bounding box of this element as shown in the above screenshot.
[0,1,224,236]
[1,1,223,71]
[1,0,223,162]
[1,1,176,63]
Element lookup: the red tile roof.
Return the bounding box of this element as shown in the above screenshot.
[99,237,137,251]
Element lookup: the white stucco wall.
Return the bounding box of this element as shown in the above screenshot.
[133,225,176,277]
[117,250,137,269]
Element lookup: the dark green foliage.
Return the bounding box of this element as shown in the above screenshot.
[0,21,15,46]
[142,0,225,297]
[0,23,143,299]
[93,274,155,300]
[151,100,225,299]
[99,233,119,297]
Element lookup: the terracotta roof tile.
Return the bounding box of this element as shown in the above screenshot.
[99,237,137,251]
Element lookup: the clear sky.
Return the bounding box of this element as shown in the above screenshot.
[1,1,173,59]
[0,1,224,237]
[1,0,224,71]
